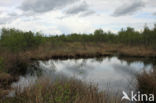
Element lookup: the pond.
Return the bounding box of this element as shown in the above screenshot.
[10,56,154,96]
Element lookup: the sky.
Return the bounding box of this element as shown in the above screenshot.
[0,0,156,35]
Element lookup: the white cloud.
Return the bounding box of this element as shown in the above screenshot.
[57,16,94,34]
[0,0,156,34]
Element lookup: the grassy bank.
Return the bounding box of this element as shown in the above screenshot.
[0,77,121,103]
[23,42,156,60]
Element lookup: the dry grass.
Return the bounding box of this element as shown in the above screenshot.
[118,45,156,57]
[0,72,15,89]
[137,69,156,95]
[136,69,156,102]
[0,78,121,103]
[18,42,156,60]
[0,72,16,98]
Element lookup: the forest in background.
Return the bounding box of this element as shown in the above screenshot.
[0,25,156,52]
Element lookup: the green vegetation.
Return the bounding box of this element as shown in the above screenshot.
[0,25,156,52]
[0,28,45,52]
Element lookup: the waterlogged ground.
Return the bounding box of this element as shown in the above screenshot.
[10,57,153,96]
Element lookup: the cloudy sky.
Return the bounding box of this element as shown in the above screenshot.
[0,0,156,35]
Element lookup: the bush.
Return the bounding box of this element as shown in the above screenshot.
[0,28,44,52]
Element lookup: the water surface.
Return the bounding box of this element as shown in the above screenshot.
[11,56,153,94]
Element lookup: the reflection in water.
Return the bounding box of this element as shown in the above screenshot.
[11,56,153,93]
[12,75,37,91]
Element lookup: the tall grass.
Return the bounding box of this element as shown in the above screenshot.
[137,69,156,102]
[0,78,121,103]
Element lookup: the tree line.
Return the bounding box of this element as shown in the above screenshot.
[0,25,156,52]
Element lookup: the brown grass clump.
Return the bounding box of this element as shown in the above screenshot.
[0,72,16,89]
[0,72,16,98]
[137,69,156,102]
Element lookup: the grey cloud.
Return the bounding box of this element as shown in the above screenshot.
[20,0,77,13]
[0,11,20,25]
[65,1,94,16]
[0,9,44,25]
[66,1,88,14]
[0,20,5,25]
[112,0,145,16]
[80,10,95,16]
[0,11,14,24]
[8,12,20,17]
[0,17,13,24]
[153,12,156,16]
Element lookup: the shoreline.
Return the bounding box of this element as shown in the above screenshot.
[30,52,156,61]
[19,43,156,61]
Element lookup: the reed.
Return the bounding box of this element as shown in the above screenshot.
[0,77,121,103]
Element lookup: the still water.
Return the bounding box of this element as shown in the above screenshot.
[11,56,153,94]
